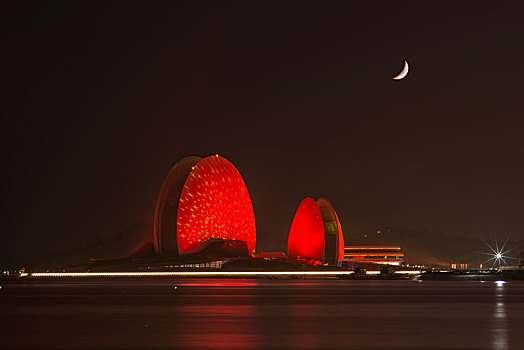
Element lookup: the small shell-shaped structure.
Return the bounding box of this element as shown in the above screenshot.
[287,197,345,263]
[287,198,326,260]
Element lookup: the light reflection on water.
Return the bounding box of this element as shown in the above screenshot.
[1,279,524,349]
[492,282,507,350]
[176,303,259,349]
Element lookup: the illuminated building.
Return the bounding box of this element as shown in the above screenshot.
[450,263,468,270]
[343,246,405,265]
[287,197,344,264]
[153,155,256,257]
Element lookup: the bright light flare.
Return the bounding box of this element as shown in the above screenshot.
[480,233,519,268]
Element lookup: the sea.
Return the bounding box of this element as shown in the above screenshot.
[1,278,523,349]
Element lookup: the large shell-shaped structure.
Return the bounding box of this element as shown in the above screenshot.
[154,155,256,256]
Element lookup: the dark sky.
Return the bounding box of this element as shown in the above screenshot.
[2,2,524,263]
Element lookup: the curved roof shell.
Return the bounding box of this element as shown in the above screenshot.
[154,156,201,255]
[287,197,345,263]
[177,156,256,255]
[317,198,345,263]
[154,155,256,256]
[287,197,326,260]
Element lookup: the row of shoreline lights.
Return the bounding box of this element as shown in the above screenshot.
[19,270,422,278]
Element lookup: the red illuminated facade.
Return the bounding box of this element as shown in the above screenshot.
[287,198,326,260]
[154,155,256,256]
[287,197,344,263]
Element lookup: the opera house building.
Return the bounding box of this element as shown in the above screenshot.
[88,154,405,272]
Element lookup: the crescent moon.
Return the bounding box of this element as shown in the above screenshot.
[393,60,409,80]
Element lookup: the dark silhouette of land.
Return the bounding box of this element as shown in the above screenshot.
[5,223,522,270]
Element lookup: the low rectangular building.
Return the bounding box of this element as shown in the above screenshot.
[343,246,405,265]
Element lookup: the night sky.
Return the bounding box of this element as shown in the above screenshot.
[2,2,524,264]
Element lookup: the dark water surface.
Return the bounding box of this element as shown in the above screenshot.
[1,278,523,349]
